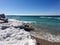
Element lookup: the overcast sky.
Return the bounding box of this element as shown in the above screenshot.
[0,0,60,15]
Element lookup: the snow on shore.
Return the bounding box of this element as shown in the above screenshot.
[0,19,60,44]
[0,19,36,45]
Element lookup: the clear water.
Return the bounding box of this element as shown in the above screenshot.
[6,15,60,35]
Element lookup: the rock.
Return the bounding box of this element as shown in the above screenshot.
[24,27,34,31]
[14,26,25,29]
[24,24,29,27]
[0,14,8,23]
[1,26,9,30]
[0,14,5,18]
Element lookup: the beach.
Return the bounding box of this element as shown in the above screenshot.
[0,18,60,45]
[32,36,60,45]
[0,0,60,45]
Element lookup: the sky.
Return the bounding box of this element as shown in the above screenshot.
[0,0,60,15]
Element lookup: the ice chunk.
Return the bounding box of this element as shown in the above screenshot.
[0,26,36,45]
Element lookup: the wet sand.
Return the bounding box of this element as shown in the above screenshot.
[32,36,60,45]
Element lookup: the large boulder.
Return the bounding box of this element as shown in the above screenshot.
[0,14,5,18]
[0,14,8,23]
[0,27,37,45]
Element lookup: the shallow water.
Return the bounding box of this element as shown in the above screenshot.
[6,15,60,35]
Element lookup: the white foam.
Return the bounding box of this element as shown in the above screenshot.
[45,33,60,42]
[32,32,60,42]
[8,19,36,23]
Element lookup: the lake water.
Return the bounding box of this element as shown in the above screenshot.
[6,15,60,35]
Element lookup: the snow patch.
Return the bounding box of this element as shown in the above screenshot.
[0,19,37,45]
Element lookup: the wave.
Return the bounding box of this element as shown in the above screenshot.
[8,19,37,23]
[40,16,60,20]
[56,18,60,20]
[40,16,53,18]
[32,31,60,42]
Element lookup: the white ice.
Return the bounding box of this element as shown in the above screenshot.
[0,19,37,45]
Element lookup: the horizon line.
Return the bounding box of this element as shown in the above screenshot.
[6,14,60,15]
[0,13,60,15]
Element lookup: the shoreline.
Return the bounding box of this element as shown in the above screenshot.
[0,19,60,45]
[31,31,60,45]
[30,31,60,43]
[32,36,60,45]
[8,19,60,43]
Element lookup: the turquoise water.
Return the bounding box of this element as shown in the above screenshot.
[6,15,60,35]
